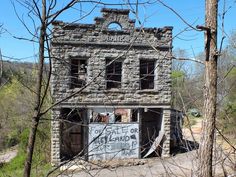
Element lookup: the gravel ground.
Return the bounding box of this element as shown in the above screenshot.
[60,150,199,177]
[0,147,17,163]
[58,118,235,177]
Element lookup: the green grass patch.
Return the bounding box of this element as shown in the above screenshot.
[0,152,25,177]
[0,152,52,177]
[0,123,52,177]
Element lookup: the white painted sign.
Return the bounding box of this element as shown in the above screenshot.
[88,123,139,161]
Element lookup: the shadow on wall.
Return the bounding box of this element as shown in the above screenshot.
[171,139,199,155]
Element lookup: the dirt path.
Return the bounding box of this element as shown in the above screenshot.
[57,119,234,177]
[0,147,18,163]
[182,118,203,142]
[60,150,199,177]
[60,150,233,177]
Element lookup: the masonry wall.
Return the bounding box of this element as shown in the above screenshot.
[50,8,173,165]
[51,8,173,107]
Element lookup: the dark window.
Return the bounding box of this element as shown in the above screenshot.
[60,108,85,159]
[131,109,138,122]
[106,59,122,89]
[140,60,155,89]
[71,59,87,88]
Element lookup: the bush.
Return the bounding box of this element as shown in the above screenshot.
[2,130,20,149]
[0,126,52,177]
[19,128,30,153]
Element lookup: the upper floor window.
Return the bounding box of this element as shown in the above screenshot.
[106,59,122,89]
[108,22,122,31]
[71,59,87,88]
[140,60,155,89]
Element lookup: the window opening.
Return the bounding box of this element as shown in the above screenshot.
[90,108,138,123]
[108,22,122,31]
[114,109,130,122]
[140,60,155,89]
[131,109,138,122]
[106,59,122,89]
[71,59,87,88]
[91,110,114,123]
[114,109,138,123]
[93,113,110,123]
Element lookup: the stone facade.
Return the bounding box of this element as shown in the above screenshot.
[50,8,174,165]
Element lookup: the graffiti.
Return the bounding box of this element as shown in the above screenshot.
[88,124,139,160]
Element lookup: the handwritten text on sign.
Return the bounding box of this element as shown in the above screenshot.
[88,123,139,161]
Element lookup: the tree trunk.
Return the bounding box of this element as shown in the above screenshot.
[198,0,218,177]
[23,0,46,176]
[0,49,3,85]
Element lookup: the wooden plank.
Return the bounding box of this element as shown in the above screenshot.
[143,131,165,158]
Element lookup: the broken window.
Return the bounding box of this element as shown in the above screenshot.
[114,109,138,123]
[92,112,110,123]
[114,109,131,122]
[140,60,155,89]
[70,59,87,88]
[90,108,114,123]
[106,59,122,89]
[90,108,138,123]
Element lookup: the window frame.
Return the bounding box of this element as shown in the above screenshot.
[140,60,155,90]
[106,59,122,89]
[70,59,87,89]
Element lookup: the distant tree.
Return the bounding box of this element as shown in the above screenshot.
[218,31,236,139]
[172,49,204,111]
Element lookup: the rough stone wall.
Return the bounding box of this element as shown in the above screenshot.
[51,108,61,165]
[162,108,171,157]
[50,8,173,164]
[51,8,173,107]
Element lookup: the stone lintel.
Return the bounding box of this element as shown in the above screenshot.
[54,103,171,109]
[51,40,171,49]
[101,8,130,15]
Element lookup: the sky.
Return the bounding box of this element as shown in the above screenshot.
[0,0,235,63]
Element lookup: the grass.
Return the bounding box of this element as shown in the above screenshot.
[0,152,25,177]
[0,126,53,177]
[0,152,52,177]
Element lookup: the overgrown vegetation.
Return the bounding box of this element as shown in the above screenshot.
[0,61,52,176]
[171,32,236,144]
[0,126,51,177]
[218,67,236,142]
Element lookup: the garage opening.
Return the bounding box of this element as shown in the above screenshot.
[60,108,86,160]
[141,108,163,157]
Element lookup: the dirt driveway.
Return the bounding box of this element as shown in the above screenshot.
[58,118,235,177]
[60,150,198,177]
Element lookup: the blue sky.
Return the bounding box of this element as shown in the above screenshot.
[0,0,235,62]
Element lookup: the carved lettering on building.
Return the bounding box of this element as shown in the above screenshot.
[103,35,130,43]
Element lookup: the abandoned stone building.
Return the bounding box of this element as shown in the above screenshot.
[50,8,183,165]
